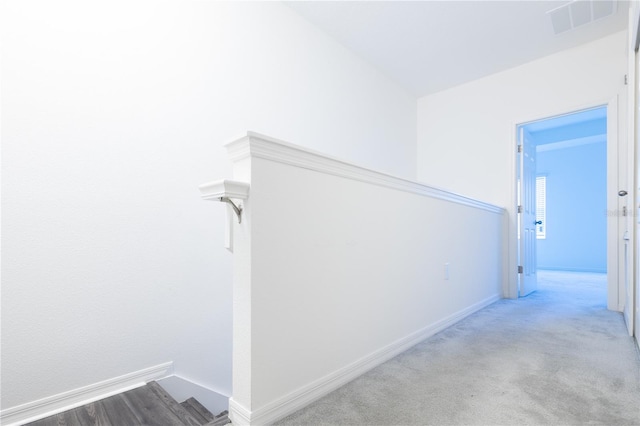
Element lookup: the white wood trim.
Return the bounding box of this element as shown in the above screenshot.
[199,179,250,201]
[226,132,504,215]
[228,294,500,426]
[199,179,250,251]
[607,96,621,311]
[626,9,638,337]
[0,362,173,426]
[228,399,252,426]
[508,97,620,302]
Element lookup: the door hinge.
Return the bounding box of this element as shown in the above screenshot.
[625,74,628,85]
[517,205,523,213]
[518,265,523,274]
[517,145,523,153]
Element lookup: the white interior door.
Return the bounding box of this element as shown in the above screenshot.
[518,127,537,297]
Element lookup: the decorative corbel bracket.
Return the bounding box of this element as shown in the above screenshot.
[218,197,243,223]
[199,179,250,223]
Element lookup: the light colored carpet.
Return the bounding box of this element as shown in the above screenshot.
[275,271,640,426]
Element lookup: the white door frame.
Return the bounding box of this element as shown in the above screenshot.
[606,96,629,314]
[634,36,640,346]
[627,2,639,342]
[508,97,626,312]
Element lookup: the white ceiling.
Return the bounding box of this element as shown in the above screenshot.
[524,106,607,148]
[286,1,629,97]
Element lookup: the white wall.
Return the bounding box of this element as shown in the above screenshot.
[0,0,416,416]
[417,31,627,207]
[417,31,628,298]
[219,134,504,425]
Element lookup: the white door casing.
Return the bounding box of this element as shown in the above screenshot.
[623,18,638,337]
[635,25,640,344]
[618,90,633,336]
[511,97,626,312]
[607,97,624,314]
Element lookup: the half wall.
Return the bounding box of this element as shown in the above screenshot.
[201,133,506,425]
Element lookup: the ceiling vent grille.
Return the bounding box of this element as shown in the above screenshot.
[547,0,617,35]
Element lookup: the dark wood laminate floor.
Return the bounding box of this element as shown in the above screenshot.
[23,382,229,426]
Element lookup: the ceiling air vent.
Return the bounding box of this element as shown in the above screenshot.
[547,0,617,35]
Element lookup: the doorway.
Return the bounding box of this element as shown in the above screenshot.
[516,104,626,311]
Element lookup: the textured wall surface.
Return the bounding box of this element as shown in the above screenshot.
[417,31,627,298]
[1,0,416,413]
[417,31,626,208]
[222,135,504,424]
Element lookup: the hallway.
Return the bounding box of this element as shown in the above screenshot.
[276,271,640,425]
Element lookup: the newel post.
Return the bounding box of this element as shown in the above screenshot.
[199,134,254,425]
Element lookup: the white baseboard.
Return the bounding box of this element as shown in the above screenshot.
[230,294,501,425]
[0,362,173,426]
[156,375,229,416]
[229,398,252,425]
